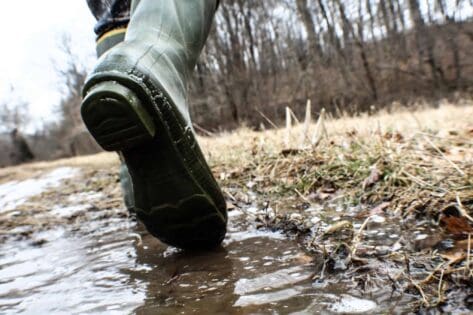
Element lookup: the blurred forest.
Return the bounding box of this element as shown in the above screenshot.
[192,0,473,128]
[0,0,472,166]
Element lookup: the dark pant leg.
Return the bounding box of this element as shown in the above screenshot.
[86,0,131,38]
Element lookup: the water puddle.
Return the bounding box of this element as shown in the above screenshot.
[0,167,413,314]
[0,167,78,213]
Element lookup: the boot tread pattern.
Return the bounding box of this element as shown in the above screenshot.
[81,77,227,249]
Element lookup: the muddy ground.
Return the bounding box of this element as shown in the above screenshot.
[1,102,473,314]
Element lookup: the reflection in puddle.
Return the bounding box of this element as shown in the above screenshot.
[234,266,312,295]
[234,287,303,307]
[0,225,146,314]
[225,229,285,243]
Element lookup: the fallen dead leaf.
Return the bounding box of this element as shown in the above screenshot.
[440,215,473,236]
[440,250,467,265]
[454,238,473,250]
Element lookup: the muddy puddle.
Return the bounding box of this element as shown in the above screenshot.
[0,168,418,314]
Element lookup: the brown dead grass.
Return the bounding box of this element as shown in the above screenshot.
[201,100,473,216]
[200,100,473,169]
[2,99,471,185]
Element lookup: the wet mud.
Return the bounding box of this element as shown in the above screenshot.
[0,167,470,314]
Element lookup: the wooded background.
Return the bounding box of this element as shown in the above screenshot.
[191,0,473,129]
[1,0,472,165]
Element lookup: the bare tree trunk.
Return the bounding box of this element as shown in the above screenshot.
[408,0,445,88]
[296,0,321,60]
[436,0,462,88]
[337,0,378,100]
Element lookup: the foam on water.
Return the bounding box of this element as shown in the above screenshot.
[329,295,378,314]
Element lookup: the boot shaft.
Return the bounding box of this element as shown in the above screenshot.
[128,0,218,71]
[89,0,219,124]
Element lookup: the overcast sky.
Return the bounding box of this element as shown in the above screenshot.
[0,1,96,131]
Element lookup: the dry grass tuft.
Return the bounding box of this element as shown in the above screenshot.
[203,100,473,211]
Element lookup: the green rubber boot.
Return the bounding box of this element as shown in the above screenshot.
[81,0,227,249]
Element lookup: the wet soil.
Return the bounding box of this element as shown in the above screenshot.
[0,167,471,314]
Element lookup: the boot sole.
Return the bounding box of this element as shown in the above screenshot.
[81,81,227,249]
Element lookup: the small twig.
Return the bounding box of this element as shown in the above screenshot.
[467,233,472,277]
[457,194,473,224]
[437,269,445,303]
[164,272,181,285]
[410,278,430,307]
[193,123,214,136]
[404,253,411,277]
[351,216,371,255]
[420,262,446,285]
[400,170,430,187]
[224,190,237,202]
[418,131,473,145]
[294,188,312,205]
[401,170,447,193]
[256,109,278,129]
[423,136,465,177]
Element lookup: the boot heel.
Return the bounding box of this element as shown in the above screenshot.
[81,81,156,151]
